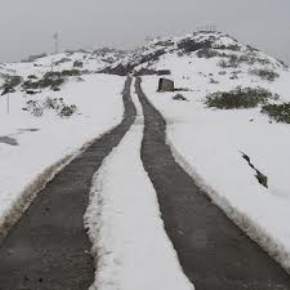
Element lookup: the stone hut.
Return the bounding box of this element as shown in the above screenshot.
[158,78,175,92]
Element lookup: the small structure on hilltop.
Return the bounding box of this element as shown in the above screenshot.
[158,78,175,92]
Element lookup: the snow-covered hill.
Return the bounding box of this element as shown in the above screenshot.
[1,31,289,96]
[105,31,287,77]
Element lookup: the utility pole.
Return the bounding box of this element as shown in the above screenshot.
[196,24,217,32]
[51,32,59,71]
[6,93,10,115]
[1,86,11,115]
[53,32,59,54]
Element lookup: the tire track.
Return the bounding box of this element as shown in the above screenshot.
[136,77,290,290]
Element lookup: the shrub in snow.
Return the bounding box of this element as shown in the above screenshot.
[45,97,63,110]
[230,71,240,80]
[139,49,166,65]
[24,97,77,118]
[261,103,290,124]
[73,60,83,68]
[154,39,175,47]
[218,51,271,69]
[54,57,71,65]
[214,44,241,51]
[22,80,37,90]
[205,87,275,109]
[1,75,22,95]
[27,74,38,80]
[196,48,241,59]
[218,71,227,75]
[58,104,77,117]
[239,53,271,66]
[134,68,171,76]
[246,44,259,52]
[277,58,289,69]
[196,48,221,58]
[250,69,279,82]
[209,78,219,84]
[218,55,240,68]
[25,100,44,117]
[177,38,211,54]
[76,77,85,82]
[60,69,81,77]
[43,71,64,83]
[25,90,39,95]
[161,69,170,76]
[22,72,65,90]
[22,69,82,91]
[172,94,188,101]
[101,63,133,76]
[45,97,77,118]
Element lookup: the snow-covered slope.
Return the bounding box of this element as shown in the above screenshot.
[0,74,125,239]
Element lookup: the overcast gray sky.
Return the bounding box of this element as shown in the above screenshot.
[1,0,290,63]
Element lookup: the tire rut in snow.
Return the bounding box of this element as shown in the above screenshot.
[135,77,290,290]
[0,77,136,290]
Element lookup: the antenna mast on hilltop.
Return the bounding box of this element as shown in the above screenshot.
[196,24,217,32]
[53,32,59,54]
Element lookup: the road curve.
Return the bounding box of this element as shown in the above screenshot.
[136,77,290,290]
[0,77,136,290]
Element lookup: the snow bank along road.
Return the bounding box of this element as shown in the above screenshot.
[0,77,136,290]
[135,77,290,290]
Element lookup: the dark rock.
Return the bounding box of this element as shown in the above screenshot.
[0,136,18,146]
[158,78,175,92]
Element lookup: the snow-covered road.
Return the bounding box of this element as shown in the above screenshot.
[0,76,290,290]
[85,79,194,290]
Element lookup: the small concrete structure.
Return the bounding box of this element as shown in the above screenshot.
[158,78,175,92]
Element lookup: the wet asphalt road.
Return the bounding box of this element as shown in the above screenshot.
[0,77,136,290]
[136,77,290,290]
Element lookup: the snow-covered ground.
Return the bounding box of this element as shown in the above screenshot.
[85,85,194,290]
[0,74,124,238]
[142,71,290,273]
[1,29,290,283]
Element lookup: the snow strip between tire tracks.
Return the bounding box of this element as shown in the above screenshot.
[85,81,194,290]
